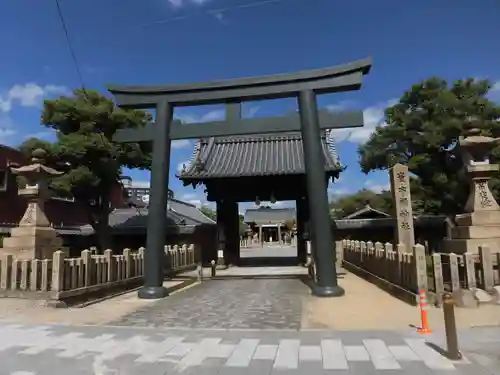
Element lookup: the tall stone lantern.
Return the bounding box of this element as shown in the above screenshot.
[443,116,500,254]
[0,149,65,260]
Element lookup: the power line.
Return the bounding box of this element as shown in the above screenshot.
[53,0,113,160]
[143,0,285,27]
[54,0,86,91]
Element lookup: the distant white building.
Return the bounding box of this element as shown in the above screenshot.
[120,178,173,207]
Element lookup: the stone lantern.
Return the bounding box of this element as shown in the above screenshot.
[459,118,500,212]
[0,149,65,260]
[443,116,500,254]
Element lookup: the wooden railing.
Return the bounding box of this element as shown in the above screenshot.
[0,244,196,302]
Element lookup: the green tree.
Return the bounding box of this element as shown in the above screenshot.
[199,206,248,236]
[358,78,500,216]
[329,189,393,218]
[19,89,152,250]
[199,205,217,221]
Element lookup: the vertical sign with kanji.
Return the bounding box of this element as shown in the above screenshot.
[389,163,415,251]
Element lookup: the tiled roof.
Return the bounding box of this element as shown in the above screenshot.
[79,198,215,235]
[178,130,342,180]
[342,205,391,219]
[244,207,296,224]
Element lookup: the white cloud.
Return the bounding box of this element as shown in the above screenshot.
[181,193,198,200]
[364,179,390,193]
[23,130,54,140]
[0,83,68,113]
[329,98,398,144]
[180,192,210,208]
[326,100,356,112]
[329,187,350,197]
[247,201,294,209]
[245,106,260,118]
[490,80,500,102]
[187,199,202,207]
[0,116,16,142]
[130,181,150,189]
[0,128,16,142]
[176,109,225,124]
[202,201,216,209]
[0,99,10,113]
[174,106,259,127]
[171,139,192,149]
[177,161,189,172]
[168,0,211,7]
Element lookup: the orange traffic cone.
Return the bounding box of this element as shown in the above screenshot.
[417,289,432,334]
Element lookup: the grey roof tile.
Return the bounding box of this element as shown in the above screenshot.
[79,198,214,235]
[244,207,296,224]
[342,205,391,219]
[179,130,342,180]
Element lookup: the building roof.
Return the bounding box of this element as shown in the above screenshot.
[178,130,342,181]
[79,198,215,235]
[342,205,391,220]
[334,215,446,229]
[244,207,296,224]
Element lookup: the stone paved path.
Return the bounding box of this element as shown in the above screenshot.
[112,278,308,329]
[0,322,493,374]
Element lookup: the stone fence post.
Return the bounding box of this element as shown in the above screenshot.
[412,244,427,293]
[51,250,65,292]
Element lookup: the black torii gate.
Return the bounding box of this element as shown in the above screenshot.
[109,57,372,299]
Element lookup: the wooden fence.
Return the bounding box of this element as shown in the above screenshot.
[340,239,500,307]
[0,244,196,302]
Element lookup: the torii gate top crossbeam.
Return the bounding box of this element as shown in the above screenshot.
[108,57,372,108]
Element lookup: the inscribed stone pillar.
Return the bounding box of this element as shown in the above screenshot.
[389,163,415,251]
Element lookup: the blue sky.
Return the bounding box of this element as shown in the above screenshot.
[1,0,499,212]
